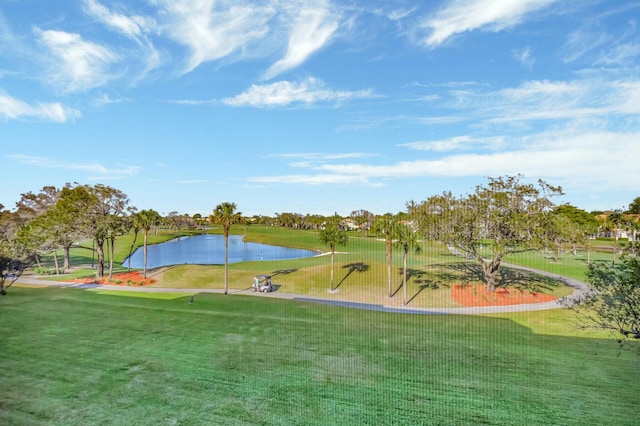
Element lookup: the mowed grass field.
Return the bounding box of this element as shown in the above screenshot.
[2,286,638,425]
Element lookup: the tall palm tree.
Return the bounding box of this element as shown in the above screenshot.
[394,223,421,305]
[213,202,242,295]
[373,213,398,298]
[319,215,348,292]
[136,209,161,279]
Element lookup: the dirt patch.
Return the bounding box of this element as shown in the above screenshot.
[69,271,156,286]
[451,283,557,307]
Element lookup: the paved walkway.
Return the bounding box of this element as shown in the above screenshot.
[13,265,592,315]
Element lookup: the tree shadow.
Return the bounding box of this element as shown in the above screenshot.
[270,268,299,277]
[392,267,452,299]
[440,261,562,292]
[496,267,560,293]
[335,262,369,290]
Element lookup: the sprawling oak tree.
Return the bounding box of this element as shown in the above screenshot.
[409,175,562,291]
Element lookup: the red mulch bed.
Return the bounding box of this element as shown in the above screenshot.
[451,283,557,307]
[69,271,155,286]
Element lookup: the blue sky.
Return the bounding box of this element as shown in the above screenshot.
[2,0,639,217]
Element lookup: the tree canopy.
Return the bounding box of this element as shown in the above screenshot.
[568,257,640,340]
[409,175,563,291]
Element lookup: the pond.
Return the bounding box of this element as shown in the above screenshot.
[124,234,318,269]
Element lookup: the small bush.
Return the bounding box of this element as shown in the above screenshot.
[34,267,54,275]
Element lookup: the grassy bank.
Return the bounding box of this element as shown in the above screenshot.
[1,286,637,425]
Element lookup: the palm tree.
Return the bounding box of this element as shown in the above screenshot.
[213,202,242,295]
[373,213,398,298]
[136,209,161,279]
[394,223,421,305]
[319,215,348,292]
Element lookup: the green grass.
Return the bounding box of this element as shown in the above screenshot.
[1,286,638,425]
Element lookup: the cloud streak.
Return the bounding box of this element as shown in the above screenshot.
[35,28,120,93]
[247,130,640,193]
[419,0,559,47]
[83,0,156,39]
[9,154,140,180]
[222,77,373,108]
[0,91,80,122]
[152,0,274,74]
[264,3,339,79]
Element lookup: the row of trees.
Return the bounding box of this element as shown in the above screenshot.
[0,184,166,294]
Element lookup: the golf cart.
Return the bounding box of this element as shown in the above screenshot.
[251,274,273,293]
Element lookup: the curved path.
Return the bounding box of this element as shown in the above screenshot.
[13,264,591,315]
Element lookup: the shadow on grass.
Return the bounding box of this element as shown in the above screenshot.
[439,262,562,293]
[335,263,369,290]
[270,268,299,277]
[394,267,454,303]
[390,261,564,304]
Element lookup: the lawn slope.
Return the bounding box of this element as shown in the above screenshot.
[1,287,638,425]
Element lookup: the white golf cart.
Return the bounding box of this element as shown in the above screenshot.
[251,274,273,293]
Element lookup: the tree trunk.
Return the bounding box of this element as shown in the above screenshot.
[143,231,148,279]
[403,250,408,305]
[386,238,392,297]
[224,230,229,295]
[127,230,138,272]
[96,239,105,277]
[108,237,115,280]
[482,258,501,292]
[63,244,71,272]
[53,250,60,275]
[330,247,335,291]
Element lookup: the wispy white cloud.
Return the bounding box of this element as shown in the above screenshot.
[83,0,161,79]
[35,28,120,93]
[387,8,417,22]
[152,0,274,74]
[177,179,207,184]
[433,78,640,126]
[165,98,218,106]
[400,136,506,152]
[248,173,370,185]
[512,46,535,67]
[8,154,140,180]
[418,0,559,47]
[264,3,339,79]
[487,78,640,123]
[247,130,640,193]
[83,0,156,39]
[222,77,373,108]
[595,41,640,66]
[269,152,376,160]
[92,93,133,108]
[0,90,80,122]
[563,17,640,66]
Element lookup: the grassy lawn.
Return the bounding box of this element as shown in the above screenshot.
[1,286,638,425]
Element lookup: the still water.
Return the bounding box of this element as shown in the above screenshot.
[125,234,317,269]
